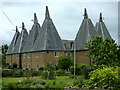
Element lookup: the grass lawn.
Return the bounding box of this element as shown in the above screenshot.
[2,76,83,88]
[2,77,26,84]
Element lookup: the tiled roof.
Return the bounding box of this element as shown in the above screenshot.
[75,8,96,50]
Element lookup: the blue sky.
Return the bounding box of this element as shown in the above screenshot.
[0,2,118,46]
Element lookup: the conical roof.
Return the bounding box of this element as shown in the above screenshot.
[14,22,28,53]
[32,6,64,51]
[75,8,96,50]
[6,26,20,54]
[95,13,112,40]
[22,13,41,53]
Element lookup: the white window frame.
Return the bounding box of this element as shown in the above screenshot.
[28,53,30,59]
[36,53,39,58]
[23,53,26,58]
[23,64,26,69]
[28,64,31,70]
[54,52,59,57]
[36,65,39,71]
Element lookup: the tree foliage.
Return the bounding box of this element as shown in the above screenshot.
[58,56,73,70]
[2,44,8,54]
[1,44,8,66]
[86,35,119,66]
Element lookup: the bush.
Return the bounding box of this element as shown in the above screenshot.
[70,64,93,78]
[2,69,42,77]
[70,65,82,75]
[12,62,17,68]
[2,69,13,77]
[38,67,44,71]
[56,69,65,76]
[31,70,41,76]
[58,56,73,70]
[41,62,56,79]
[87,66,120,89]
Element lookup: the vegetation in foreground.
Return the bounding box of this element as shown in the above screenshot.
[2,36,120,89]
[2,65,120,89]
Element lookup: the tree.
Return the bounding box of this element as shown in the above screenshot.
[1,44,8,66]
[117,46,120,66]
[2,44,8,54]
[58,56,73,70]
[85,35,119,66]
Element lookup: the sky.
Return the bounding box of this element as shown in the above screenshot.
[0,1,118,46]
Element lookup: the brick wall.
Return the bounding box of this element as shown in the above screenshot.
[72,50,91,65]
[6,54,12,66]
[6,54,20,67]
[21,51,65,70]
[6,50,91,69]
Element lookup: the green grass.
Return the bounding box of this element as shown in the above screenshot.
[2,76,86,88]
[2,77,26,84]
[2,76,80,88]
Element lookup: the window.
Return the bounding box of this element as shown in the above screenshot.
[66,52,72,56]
[13,55,14,59]
[36,53,39,58]
[23,54,26,58]
[16,55,19,59]
[36,65,39,71]
[23,64,26,69]
[54,52,59,57]
[28,64,31,70]
[28,53,30,59]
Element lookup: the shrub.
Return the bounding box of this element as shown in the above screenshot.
[2,69,43,77]
[56,69,65,76]
[70,64,93,78]
[70,65,82,75]
[31,70,41,76]
[69,75,77,79]
[87,66,120,89]
[12,62,17,68]
[58,56,73,70]
[41,62,55,79]
[42,70,55,79]
[2,69,13,77]
[38,67,44,71]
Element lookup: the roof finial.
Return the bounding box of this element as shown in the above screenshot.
[34,13,38,24]
[22,22,25,29]
[84,8,88,19]
[45,6,50,19]
[99,12,103,22]
[16,26,18,32]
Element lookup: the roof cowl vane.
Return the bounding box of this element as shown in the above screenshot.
[84,8,88,19]
[34,13,38,24]
[16,26,19,32]
[99,12,103,22]
[45,6,50,19]
[22,22,25,29]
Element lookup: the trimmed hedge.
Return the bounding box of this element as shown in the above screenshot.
[2,69,42,77]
